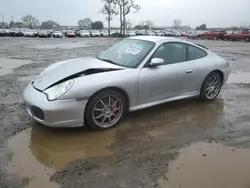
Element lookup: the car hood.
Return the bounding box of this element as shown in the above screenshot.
[33,57,123,91]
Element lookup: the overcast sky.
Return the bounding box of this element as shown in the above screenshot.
[1,0,250,28]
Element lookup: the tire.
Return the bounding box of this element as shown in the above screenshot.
[85,89,126,131]
[245,37,250,42]
[213,36,217,40]
[200,72,222,102]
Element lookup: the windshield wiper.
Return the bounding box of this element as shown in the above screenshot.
[96,56,120,66]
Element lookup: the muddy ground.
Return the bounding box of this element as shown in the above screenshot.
[0,37,250,188]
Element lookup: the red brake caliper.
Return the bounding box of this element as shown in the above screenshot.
[112,98,117,113]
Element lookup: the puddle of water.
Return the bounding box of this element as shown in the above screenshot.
[228,72,250,84]
[132,99,226,137]
[32,42,91,49]
[158,142,250,188]
[6,129,60,188]
[5,99,227,187]
[18,75,37,82]
[0,58,31,76]
[29,125,118,169]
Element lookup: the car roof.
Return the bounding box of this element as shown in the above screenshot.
[128,36,182,43]
[128,36,209,51]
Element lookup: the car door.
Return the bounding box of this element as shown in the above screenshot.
[138,42,195,105]
[185,44,209,92]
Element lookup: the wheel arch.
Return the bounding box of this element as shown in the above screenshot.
[200,70,224,90]
[210,70,224,83]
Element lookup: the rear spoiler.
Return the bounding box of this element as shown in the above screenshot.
[195,43,208,50]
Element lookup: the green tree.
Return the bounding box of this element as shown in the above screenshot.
[40,20,60,29]
[21,14,39,29]
[196,24,207,30]
[8,21,25,28]
[91,21,104,30]
[78,18,92,29]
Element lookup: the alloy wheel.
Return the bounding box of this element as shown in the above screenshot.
[204,75,221,100]
[92,96,123,128]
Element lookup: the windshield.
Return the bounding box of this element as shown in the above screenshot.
[97,39,155,68]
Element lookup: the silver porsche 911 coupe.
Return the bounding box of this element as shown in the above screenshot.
[23,36,231,130]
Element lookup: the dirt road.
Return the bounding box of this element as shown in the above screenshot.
[0,37,250,188]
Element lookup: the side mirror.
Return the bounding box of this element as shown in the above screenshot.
[149,58,164,67]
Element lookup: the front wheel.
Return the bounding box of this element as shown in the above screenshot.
[245,37,250,42]
[200,72,222,101]
[85,89,126,131]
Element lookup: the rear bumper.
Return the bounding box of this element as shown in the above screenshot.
[23,82,88,128]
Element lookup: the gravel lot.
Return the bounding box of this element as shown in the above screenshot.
[0,37,250,188]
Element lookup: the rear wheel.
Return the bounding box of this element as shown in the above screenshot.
[200,72,222,101]
[85,89,126,131]
[245,37,250,42]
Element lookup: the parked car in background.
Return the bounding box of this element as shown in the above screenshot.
[135,30,147,36]
[172,31,182,37]
[38,30,51,38]
[201,30,226,40]
[23,29,35,37]
[0,29,4,37]
[162,30,175,37]
[53,31,63,38]
[154,30,165,36]
[33,30,39,37]
[147,30,156,36]
[126,30,136,37]
[100,30,108,37]
[91,30,101,37]
[23,36,230,130]
[65,30,76,37]
[180,32,189,37]
[3,29,10,36]
[111,31,124,37]
[224,29,250,42]
[9,28,23,37]
[187,31,203,39]
[78,30,90,37]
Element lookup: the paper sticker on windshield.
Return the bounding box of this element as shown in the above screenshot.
[125,45,143,55]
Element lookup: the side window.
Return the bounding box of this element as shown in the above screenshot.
[187,45,207,61]
[152,43,186,65]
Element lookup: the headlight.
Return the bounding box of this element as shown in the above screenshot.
[43,80,74,101]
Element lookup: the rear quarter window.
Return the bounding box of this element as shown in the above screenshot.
[187,45,207,61]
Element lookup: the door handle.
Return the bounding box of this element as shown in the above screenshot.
[186,69,193,73]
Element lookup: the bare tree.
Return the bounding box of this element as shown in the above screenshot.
[173,19,182,29]
[115,0,140,35]
[139,20,154,29]
[78,18,92,29]
[21,15,39,29]
[125,19,133,30]
[100,0,117,36]
[145,20,154,29]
